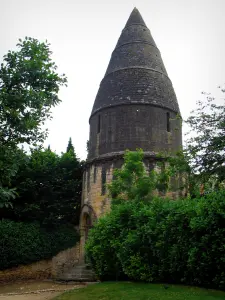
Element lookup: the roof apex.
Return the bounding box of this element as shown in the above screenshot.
[125,7,147,28]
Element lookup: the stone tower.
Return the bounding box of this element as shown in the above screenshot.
[79,8,182,258]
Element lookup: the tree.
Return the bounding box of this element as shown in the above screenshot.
[0,145,24,207]
[0,37,67,206]
[66,137,75,154]
[0,37,67,146]
[156,150,201,198]
[2,147,82,226]
[108,149,159,204]
[185,86,225,185]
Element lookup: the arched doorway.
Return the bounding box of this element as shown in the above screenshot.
[79,205,96,263]
[83,213,91,242]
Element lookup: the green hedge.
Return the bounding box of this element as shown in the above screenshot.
[85,191,225,290]
[0,220,79,270]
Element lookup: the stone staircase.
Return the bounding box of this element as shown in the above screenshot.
[58,264,97,282]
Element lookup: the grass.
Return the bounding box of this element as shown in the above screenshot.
[54,282,225,300]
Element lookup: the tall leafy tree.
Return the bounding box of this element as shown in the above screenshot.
[0,37,67,206]
[185,86,225,185]
[0,37,67,146]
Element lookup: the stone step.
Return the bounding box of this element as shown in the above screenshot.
[67,264,92,269]
[67,268,94,274]
[69,272,95,276]
[59,276,95,282]
[58,264,97,282]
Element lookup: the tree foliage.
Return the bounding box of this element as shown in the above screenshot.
[0,37,67,146]
[66,137,75,154]
[185,86,225,183]
[1,145,83,226]
[108,150,157,204]
[108,149,190,202]
[0,37,67,206]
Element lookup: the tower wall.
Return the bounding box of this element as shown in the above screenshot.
[81,156,182,222]
[88,104,182,160]
[81,162,113,218]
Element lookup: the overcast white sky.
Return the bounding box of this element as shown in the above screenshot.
[1,0,225,159]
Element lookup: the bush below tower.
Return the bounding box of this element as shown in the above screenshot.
[85,190,225,290]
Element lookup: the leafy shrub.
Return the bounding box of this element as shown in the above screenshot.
[0,219,79,270]
[85,202,136,280]
[85,190,225,290]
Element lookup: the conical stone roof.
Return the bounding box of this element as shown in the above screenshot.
[91,8,180,117]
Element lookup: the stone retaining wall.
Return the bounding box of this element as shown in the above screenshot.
[0,243,80,283]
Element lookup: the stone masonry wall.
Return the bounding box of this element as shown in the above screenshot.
[82,162,114,218]
[0,243,80,283]
[82,156,182,221]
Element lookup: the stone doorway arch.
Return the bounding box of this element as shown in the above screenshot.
[79,204,96,263]
[83,212,91,242]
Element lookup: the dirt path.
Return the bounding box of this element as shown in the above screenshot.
[0,281,85,300]
[0,291,61,300]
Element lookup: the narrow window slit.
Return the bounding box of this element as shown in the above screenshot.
[97,114,101,133]
[167,112,170,132]
[94,166,97,183]
[101,166,106,195]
